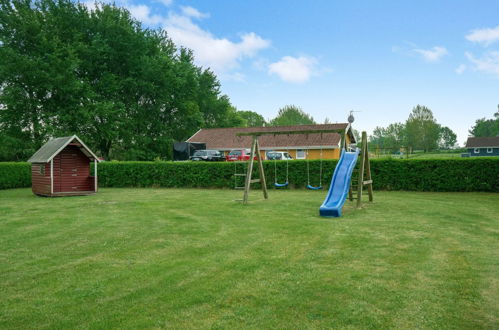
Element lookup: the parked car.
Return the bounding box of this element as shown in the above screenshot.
[190,150,224,161]
[226,149,255,161]
[266,151,293,160]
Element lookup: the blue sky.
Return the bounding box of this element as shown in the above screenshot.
[86,0,499,145]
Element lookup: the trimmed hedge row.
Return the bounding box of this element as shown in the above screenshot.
[1,158,498,192]
[98,160,335,189]
[98,158,499,192]
[370,158,498,192]
[0,162,31,189]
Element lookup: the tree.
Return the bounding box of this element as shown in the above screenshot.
[469,107,499,137]
[405,105,441,152]
[439,126,457,149]
[368,123,406,153]
[238,110,266,127]
[0,0,237,160]
[269,105,316,126]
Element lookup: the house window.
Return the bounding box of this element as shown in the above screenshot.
[487,148,493,153]
[474,148,480,154]
[296,149,306,159]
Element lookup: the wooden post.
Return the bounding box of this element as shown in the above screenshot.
[94,160,98,192]
[255,138,268,199]
[50,159,54,195]
[243,136,257,203]
[356,132,366,208]
[340,129,346,151]
[364,138,373,202]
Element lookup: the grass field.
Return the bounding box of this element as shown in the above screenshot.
[0,188,498,329]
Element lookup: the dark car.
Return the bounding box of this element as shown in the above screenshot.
[190,150,224,161]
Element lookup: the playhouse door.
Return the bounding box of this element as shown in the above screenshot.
[53,154,62,193]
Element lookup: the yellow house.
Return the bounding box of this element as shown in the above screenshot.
[187,123,356,160]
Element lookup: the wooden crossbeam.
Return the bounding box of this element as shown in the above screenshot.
[236,128,345,137]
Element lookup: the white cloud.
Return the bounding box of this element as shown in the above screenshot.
[268,56,317,83]
[465,26,499,46]
[413,46,448,62]
[180,6,208,19]
[221,72,246,82]
[81,1,101,11]
[455,64,466,74]
[128,4,163,25]
[164,12,270,73]
[156,0,173,6]
[465,51,499,76]
[87,3,270,77]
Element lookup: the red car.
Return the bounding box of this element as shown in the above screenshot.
[226,149,256,161]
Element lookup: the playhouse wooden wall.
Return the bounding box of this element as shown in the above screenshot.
[31,162,51,196]
[53,145,93,193]
[31,145,95,196]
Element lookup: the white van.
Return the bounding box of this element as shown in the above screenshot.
[266,151,293,160]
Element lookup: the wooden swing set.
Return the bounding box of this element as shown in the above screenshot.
[235,128,373,208]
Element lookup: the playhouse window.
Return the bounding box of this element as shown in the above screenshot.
[487,148,493,153]
[296,149,306,159]
[38,164,45,175]
[474,148,480,153]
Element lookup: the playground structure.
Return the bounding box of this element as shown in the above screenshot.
[235,128,373,217]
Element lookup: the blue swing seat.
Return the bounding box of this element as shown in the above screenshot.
[307,184,323,190]
[274,182,289,188]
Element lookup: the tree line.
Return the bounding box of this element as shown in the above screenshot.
[469,106,499,138]
[369,105,457,153]
[0,0,246,161]
[0,0,323,161]
[370,105,499,154]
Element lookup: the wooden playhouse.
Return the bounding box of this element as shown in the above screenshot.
[28,135,101,197]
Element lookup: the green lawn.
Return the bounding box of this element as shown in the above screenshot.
[0,188,498,329]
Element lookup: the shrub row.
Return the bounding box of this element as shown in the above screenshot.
[1,158,498,192]
[0,162,31,189]
[99,158,498,192]
[98,160,336,189]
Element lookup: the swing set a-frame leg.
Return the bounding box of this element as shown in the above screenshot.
[355,131,373,208]
[242,135,268,204]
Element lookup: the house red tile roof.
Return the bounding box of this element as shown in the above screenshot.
[465,136,499,148]
[187,123,353,149]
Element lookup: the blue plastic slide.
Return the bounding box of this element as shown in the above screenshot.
[319,149,359,217]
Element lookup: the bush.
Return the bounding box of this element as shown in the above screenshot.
[99,158,499,192]
[98,160,336,189]
[2,158,498,192]
[0,162,31,189]
[370,158,498,192]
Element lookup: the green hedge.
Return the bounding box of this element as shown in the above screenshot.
[1,158,498,192]
[0,162,31,189]
[98,160,335,189]
[98,158,499,192]
[370,158,498,192]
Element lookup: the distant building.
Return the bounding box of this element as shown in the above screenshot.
[465,136,499,157]
[186,123,355,160]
